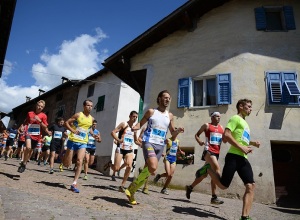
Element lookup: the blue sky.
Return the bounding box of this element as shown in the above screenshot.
[1,0,187,113]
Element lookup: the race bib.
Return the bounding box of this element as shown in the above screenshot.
[73,127,88,140]
[28,124,40,135]
[149,128,166,145]
[241,128,250,145]
[169,141,178,156]
[46,140,51,146]
[210,132,222,145]
[54,131,62,139]
[9,133,16,139]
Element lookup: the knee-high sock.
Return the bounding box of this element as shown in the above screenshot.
[128,167,150,193]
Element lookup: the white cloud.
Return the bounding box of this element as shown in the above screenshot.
[32,28,108,88]
[0,28,109,113]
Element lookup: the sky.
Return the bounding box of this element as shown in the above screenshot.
[1,0,187,113]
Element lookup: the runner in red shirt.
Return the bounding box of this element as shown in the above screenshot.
[185,112,226,204]
[18,100,50,173]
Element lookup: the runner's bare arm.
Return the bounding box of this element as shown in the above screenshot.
[64,113,80,134]
[224,128,253,154]
[132,109,154,131]
[195,123,208,146]
[169,112,184,137]
[250,140,260,148]
[111,122,126,143]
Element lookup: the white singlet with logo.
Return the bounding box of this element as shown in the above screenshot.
[142,109,170,145]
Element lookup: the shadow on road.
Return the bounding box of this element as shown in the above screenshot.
[270,207,300,215]
[172,206,227,219]
[92,196,132,208]
[35,181,67,189]
[82,184,118,191]
[0,171,20,180]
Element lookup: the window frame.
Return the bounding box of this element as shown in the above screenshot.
[255,6,296,31]
[87,83,95,98]
[178,73,231,108]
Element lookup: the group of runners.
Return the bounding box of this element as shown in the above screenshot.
[0,90,260,220]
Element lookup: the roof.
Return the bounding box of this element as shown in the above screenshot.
[0,0,17,77]
[12,80,79,112]
[103,0,229,93]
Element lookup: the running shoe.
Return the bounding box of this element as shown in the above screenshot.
[4,155,8,161]
[103,160,112,171]
[195,163,211,178]
[17,163,26,173]
[59,163,64,172]
[37,160,41,166]
[111,175,116,181]
[49,169,54,174]
[70,184,80,193]
[142,187,149,195]
[185,185,193,199]
[240,216,252,220]
[125,189,137,205]
[153,174,161,183]
[43,161,47,166]
[211,197,224,205]
[161,188,169,195]
[83,174,88,180]
[119,186,125,192]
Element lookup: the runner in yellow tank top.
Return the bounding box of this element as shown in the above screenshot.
[63,99,95,193]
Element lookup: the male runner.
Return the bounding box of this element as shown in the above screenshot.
[83,120,101,180]
[111,111,139,192]
[5,124,18,161]
[195,99,260,220]
[63,99,94,193]
[38,131,52,166]
[185,112,225,204]
[153,127,183,195]
[18,100,50,173]
[125,90,184,205]
[49,117,67,173]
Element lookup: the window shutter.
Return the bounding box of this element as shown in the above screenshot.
[178,78,191,107]
[267,72,282,103]
[96,95,105,112]
[217,73,231,105]
[284,81,300,95]
[283,6,296,30]
[254,7,267,30]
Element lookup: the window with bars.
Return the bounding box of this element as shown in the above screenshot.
[178,73,231,108]
[266,71,300,105]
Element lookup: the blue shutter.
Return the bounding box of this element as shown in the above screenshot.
[217,73,231,105]
[283,6,296,30]
[267,72,282,103]
[282,72,300,104]
[254,7,267,30]
[178,78,191,107]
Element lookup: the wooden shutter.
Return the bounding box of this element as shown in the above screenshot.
[178,78,191,108]
[217,73,231,105]
[267,72,282,103]
[283,6,296,30]
[254,7,267,30]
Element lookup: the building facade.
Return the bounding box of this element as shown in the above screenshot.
[104,0,300,206]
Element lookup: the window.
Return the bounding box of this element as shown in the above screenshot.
[266,71,300,105]
[178,73,231,107]
[95,95,105,112]
[87,83,95,97]
[255,6,296,31]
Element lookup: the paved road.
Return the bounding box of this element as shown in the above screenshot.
[0,159,299,220]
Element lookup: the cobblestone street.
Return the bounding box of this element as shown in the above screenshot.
[0,159,299,220]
